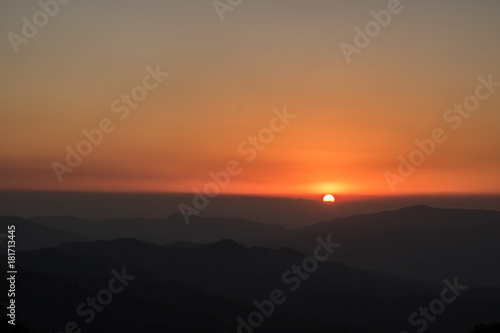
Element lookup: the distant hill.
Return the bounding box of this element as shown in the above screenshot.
[30,213,289,246]
[3,238,499,333]
[56,238,433,302]
[3,190,500,228]
[0,216,85,250]
[284,205,500,287]
[27,206,500,287]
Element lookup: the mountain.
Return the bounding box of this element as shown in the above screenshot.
[3,238,499,333]
[285,205,500,287]
[4,191,500,228]
[0,216,85,250]
[28,206,500,288]
[30,213,288,246]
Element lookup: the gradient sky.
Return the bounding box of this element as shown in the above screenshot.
[1,0,499,196]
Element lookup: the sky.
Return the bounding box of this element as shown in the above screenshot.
[1,0,499,197]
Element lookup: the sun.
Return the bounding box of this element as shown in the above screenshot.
[323,194,335,203]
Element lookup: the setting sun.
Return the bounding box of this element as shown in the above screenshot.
[323,194,335,203]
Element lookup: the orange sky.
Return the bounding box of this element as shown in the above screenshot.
[1,0,499,197]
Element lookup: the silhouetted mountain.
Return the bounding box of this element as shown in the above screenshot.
[27,206,500,288]
[285,205,500,287]
[30,213,288,246]
[0,216,85,250]
[3,238,500,332]
[5,191,500,228]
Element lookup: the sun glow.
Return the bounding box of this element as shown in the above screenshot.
[323,194,335,203]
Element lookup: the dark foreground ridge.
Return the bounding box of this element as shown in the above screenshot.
[0,206,499,332]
